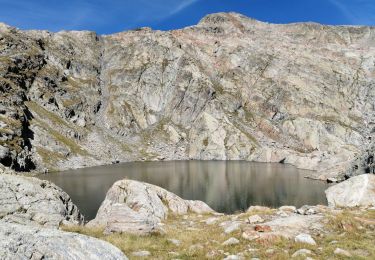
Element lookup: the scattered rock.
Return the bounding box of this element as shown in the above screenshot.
[132,251,151,257]
[279,206,296,212]
[296,205,322,215]
[168,239,181,246]
[247,214,264,224]
[223,255,243,260]
[291,249,312,258]
[334,248,352,257]
[261,214,323,239]
[294,233,317,245]
[205,217,219,225]
[325,175,375,208]
[222,237,240,246]
[242,229,260,240]
[247,206,270,212]
[223,222,241,234]
[254,225,272,232]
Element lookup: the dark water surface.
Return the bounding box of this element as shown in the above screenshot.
[39,161,329,220]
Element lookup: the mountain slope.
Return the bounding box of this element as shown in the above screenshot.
[0,13,374,179]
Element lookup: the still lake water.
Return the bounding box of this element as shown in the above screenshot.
[40,161,329,220]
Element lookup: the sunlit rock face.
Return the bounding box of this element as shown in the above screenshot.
[0,13,374,179]
[325,174,375,207]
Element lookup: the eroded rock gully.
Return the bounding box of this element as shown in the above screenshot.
[1,13,375,179]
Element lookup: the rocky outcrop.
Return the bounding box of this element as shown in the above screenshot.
[0,173,83,228]
[0,13,374,179]
[325,174,375,207]
[0,223,127,259]
[87,179,214,234]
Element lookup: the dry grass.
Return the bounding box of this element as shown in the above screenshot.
[62,209,375,259]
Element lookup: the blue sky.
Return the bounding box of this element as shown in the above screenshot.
[0,0,374,34]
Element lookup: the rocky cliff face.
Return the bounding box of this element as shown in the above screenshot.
[0,13,374,179]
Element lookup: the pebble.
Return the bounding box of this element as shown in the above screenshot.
[242,229,260,240]
[276,211,289,217]
[248,214,264,224]
[294,233,317,245]
[168,239,181,246]
[334,248,352,257]
[205,217,218,225]
[279,206,296,212]
[247,206,270,212]
[291,249,312,258]
[224,222,241,234]
[223,255,242,260]
[132,250,151,257]
[222,237,240,246]
[254,225,271,232]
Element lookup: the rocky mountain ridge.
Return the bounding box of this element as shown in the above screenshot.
[0,13,374,179]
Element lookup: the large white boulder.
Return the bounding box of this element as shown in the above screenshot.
[87,179,214,234]
[0,173,83,228]
[325,174,375,208]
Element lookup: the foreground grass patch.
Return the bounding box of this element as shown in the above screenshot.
[62,209,375,259]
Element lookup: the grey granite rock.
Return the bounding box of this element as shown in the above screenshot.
[87,179,214,234]
[0,223,127,260]
[0,173,83,228]
[325,174,375,208]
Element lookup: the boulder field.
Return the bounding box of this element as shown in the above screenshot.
[0,12,374,181]
[0,168,374,259]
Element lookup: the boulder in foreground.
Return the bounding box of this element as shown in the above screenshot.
[325,174,375,208]
[0,173,83,228]
[87,179,214,234]
[0,223,127,260]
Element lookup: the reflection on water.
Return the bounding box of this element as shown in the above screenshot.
[39,161,329,220]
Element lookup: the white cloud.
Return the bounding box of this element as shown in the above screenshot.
[329,0,375,25]
[132,0,199,25]
[169,0,198,16]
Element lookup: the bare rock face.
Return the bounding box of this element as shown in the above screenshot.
[0,173,83,228]
[0,13,374,179]
[0,223,127,260]
[325,174,375,208]
[87,179,214,234]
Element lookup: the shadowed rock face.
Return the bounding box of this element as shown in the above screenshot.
[0,13,374,179]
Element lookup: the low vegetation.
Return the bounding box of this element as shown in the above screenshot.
[62,208,375,259]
